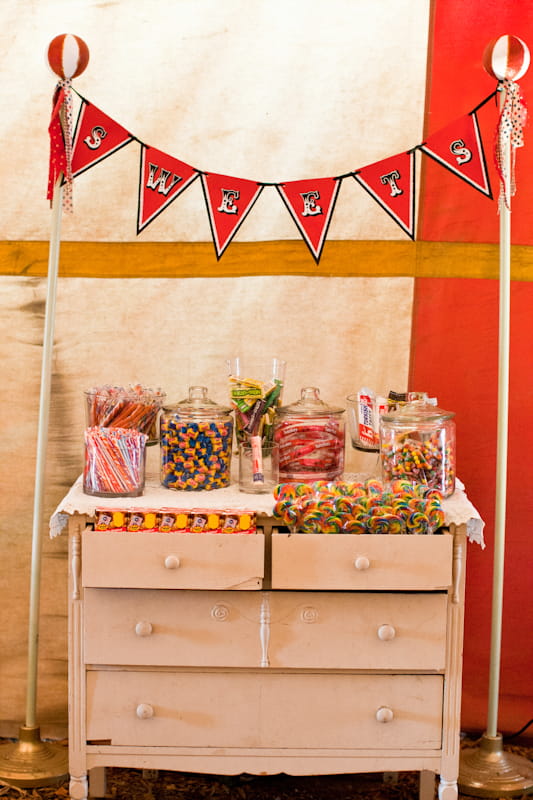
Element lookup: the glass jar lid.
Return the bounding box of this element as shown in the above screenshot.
[164,386,232,419]
[381,399,455,424]
[276,387,345,418]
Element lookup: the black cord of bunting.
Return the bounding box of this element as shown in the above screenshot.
[62,87,498,262]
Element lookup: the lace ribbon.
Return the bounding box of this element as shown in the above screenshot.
[495,78,527,209]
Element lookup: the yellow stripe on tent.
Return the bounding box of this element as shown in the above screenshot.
[1,240,532,281]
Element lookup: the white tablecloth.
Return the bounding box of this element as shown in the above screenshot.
[50,473,485,547]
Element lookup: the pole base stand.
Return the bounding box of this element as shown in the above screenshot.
[459,732,533,797]
[0,725,68,788]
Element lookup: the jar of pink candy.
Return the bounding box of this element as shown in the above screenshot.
[379,399,456,497]
[273,387,345,483]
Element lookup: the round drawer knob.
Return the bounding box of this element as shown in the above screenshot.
[354,555,370,571]
[376,706,394,723]
[164,554,180,570]
[136,703,154,720]
[135,620,153,637]
[377,623,396,641]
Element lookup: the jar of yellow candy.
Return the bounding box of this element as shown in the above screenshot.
[160,386,233,491]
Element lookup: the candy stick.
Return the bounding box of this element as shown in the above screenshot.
[250,434,264,484]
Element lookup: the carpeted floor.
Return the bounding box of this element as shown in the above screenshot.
[0,738,531,800]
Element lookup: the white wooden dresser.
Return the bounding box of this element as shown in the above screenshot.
[51,476,484,800]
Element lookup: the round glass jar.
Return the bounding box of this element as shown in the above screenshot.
[160,386,233,490]
[273,387,345,482]
[84,384,166,444]
[379,400,456,497]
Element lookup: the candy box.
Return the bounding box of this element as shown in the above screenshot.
[189,510,222,533]
[158,508,191,532]
[94,508,129,531]
[219,510,256,534]
[126,509,160,532]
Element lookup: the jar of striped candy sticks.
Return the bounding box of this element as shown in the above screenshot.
[84,384,166,443]
[83,426,147,497]
[273,387,345,483]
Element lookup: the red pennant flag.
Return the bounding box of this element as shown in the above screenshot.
[201,173,264,258]
[137,146,199,233]
[276,177,341,262]
[419,112,492,198]
[71,98,134,178]
[353,151,416,239]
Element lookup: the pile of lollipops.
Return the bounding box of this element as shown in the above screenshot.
[272,478,446,534]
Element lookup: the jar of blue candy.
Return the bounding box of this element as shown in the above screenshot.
[160,386,233,490]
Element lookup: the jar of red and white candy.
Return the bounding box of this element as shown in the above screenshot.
[379,399,456,497]
[273,387,345,482]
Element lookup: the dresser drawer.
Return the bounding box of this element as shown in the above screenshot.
[86,670,444,749]
[81,531,264,589]
[84,589,265,667]
[268,591,447,670]
[83,588,447,670]
[271,533,453,590]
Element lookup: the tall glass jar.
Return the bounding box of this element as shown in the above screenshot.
[160,386,233,490]
[274,387,345,483]
[379,399,456,497]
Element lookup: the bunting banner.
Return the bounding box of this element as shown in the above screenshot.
[71,98,134,178]
[353,150,416,239]
[56,90,498,262]
[201,172,264,258]
[275,177,342,262]
[419,112,492,197]
[138,146,199,233]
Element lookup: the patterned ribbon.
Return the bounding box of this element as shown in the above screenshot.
[495,78,527,209]
[47,78,74,213]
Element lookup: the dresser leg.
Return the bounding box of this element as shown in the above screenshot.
[89,766,107,798]
[69,773,89,800]
[438,776,458,800]
[419,769,436,800]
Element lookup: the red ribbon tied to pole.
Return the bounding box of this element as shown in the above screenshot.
[46,34,90,211]
[483,35,530,208]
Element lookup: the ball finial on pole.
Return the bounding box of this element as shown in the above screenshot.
[482,34,530,81]
[47,33,89,80]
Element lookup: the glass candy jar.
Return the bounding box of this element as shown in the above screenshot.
[379,399,456,497]
[160,386,233,490]
[274,387,345,482]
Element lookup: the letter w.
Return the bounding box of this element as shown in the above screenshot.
[146,162,182,196]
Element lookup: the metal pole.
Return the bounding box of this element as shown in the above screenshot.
[486,104,510,737]
[26,176,63,727]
